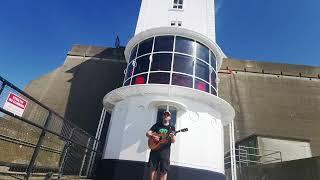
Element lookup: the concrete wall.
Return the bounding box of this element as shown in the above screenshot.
[257,136,312,162]
[0,45,126,167]
[219,58,320,156]
[23,45,127,135]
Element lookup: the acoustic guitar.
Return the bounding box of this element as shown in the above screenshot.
[148,128,188,151]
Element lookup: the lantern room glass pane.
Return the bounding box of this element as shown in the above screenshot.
[173,54,194,75]
[125,63,134,80]
[132,74,148,85]
[123,36,218,97]
[151,53,172,71]
[196,42,209,63]
[175,37,194,55]
[148,72,170,84]
[210,51,217,70]
[172,73,193,88]
[195,60,210,82]
[137,38,153,57]
[195,79,209,92]
[129,45,138,62]
[124,79,130,86]
[134,55,150,75]
[211,72,217,88]
[154,36,174,52]
[211,87,217,95]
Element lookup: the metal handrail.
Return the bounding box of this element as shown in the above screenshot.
[224,145,283,168]
[0,108,100,154]
[238,145,281,152]
[226,154,281,160]
[0,134,62,154]
[0,76,98,142]
[0,75,103,179]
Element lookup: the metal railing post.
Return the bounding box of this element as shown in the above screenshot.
[229,120,237,180]
[58,141,72,180]
[238,148,241,168]
[57,127,78,179]
[79,137,91,176]
[25,112,52,180]
[87,108,106,176]
[225,145,284,168]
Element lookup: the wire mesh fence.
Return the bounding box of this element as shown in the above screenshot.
[0,76,102,179]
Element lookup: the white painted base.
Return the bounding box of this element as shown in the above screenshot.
[102,85,235,175]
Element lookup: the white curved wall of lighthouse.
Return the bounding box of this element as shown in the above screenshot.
[135,0,216,41]
[103,95,225,174]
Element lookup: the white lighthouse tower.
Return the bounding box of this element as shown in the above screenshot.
[100,0,235,179]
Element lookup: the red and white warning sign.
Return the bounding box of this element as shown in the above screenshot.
[3,92,28,117]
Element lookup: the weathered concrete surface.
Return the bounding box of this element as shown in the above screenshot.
[23,45,126,135]
[0,120,62,168]
[221,58,320,78]
[220,58,320,156]
[0,45,126,168]
[225,156,320,180]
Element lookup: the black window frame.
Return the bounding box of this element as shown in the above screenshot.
[196,42,209,63]
[137,37,154,57]
[123,35,220,96]
[151,53,173,72]
[195,59,210,82]
[175,37,194,56]
[154,36,174,52]
[173,0,183,9]
[133,55,150,76]
[173,54,194,75]
[148,72,171,84]
[172,73,193,88]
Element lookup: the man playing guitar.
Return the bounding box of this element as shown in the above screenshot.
[146,110,176,180]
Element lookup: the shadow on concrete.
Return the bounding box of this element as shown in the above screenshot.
[64,46,126,136]
[61,46,127,174]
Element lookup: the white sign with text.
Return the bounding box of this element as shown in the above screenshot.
[3,92,28,117]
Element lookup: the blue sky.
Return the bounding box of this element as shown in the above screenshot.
[0,0,319,89]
